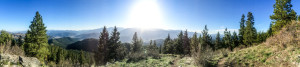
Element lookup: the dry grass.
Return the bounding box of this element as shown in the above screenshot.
[0,41,25,56]
[265,21,300,48]
[220,21,300,66]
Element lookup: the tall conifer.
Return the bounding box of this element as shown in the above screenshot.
[270,0,297,33]
[24,11,49,62]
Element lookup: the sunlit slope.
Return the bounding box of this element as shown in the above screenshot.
[220,21,300,66]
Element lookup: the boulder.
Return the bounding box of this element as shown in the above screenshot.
[19,56,41,67]
[0,54,19,63]
[0,54,41,67]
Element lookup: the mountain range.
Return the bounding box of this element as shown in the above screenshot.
[13,27,219,43]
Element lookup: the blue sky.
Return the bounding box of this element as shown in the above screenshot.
[0,0,300,34]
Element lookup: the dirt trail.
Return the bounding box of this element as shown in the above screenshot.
[217,58,226,67]
[171,56,180,67]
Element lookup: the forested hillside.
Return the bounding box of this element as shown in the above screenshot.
[1,0,300,67]
[66,38,98,52]
[219,21,300,66]
[48,37,79,48]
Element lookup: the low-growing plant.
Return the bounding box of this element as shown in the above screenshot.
[193,46,215,67]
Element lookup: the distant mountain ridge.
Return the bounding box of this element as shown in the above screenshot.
[13,27,219,43]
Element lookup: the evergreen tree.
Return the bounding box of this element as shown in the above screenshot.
[239,14,245,45]
[115,43,127,61]
[163,34,171,54]
[57,48,65,63]
[223,28,231,48]
[168,39,174,54]
[175,31,184,54]
[243,12,257,46]
[147,40,160,58]
[159,45,162,54]
[0,30,12,44]
[131,32,142,53]
[183,30,190,55]
[215,32,222,49]
[190,32,199,52]
[95,26,109,65]
[163,34,174,54]
[24,11,49,62]
[257,31,268,43]
[108,26,121,61]
[200,25,212,50]
[298,15,300,21]
[267,23,273,37]
[17,35,23,46]
[80,50,86,65]
[231,31,239,50]
[270,0,297,33]
[153,40,157,49]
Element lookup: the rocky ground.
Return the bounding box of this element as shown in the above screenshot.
[0,54,41,67]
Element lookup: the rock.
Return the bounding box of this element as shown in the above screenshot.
[0,54,41,67]
[0,54,19,63]
[19,56,41,67]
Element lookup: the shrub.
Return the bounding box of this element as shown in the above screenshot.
[192,46,215,67]
[127,52,147,62]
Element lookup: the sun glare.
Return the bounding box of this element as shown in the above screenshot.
[126,0,166,30]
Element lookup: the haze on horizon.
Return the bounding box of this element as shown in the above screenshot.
[1,0,300,34]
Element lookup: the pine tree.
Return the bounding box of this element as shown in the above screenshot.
[163,34,171,54]
[270,0,297,33]
[256,31,268,43]
[163,34,174,54]
[0,30,12,44]
[57,48,65,63]
[131,32,142,53]
[215,32,222,49]
[267,23,273,37]
[115,43,127,61]
[223,28,231,48]
[239,14,245,45]
[24,11,49,62]
[168,39,174,54]
[159,45,162,54]
[108,26,121,61]
[298,15,300,21]
[200,25,212,50]
[190,32,199,52]
[231,31,239,50]
[175,31,184,54]
[80,50,86,65]
[183,30,190,55]
[153,40,157,49]
[17,35,23,46]
[96,26,109,65]
[243,12,257,46]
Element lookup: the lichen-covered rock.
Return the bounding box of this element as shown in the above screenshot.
[0,54,41,67]
[0,54,19,63]
[19,56,41,67]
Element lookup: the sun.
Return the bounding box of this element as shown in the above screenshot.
[126,0,166,29]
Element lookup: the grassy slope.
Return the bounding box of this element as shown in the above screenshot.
[219,21,300,66]
[105,54,196,67]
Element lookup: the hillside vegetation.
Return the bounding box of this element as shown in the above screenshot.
[66,38,98,52]
[219,21,300,66]
[48,37,79,48]
[1,0,300,66]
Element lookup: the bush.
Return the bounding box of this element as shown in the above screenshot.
[115,45,128,61]
[146,45,161,59]
[192,46,215,67]
[127,52,147,62]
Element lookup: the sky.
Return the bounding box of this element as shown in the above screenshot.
[0,0,300,34]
